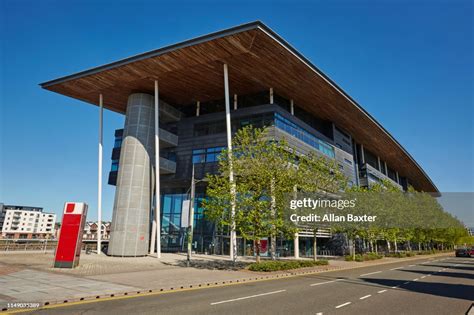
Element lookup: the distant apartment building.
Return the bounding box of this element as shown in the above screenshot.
[83,221,111,240]
[467,227,474,237]
[0,204,56,239]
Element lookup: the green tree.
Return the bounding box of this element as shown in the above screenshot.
[204,126,298,262]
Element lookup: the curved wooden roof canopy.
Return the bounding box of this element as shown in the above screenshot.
[40,21,439,194]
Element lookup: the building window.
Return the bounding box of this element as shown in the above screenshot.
[111,160,119,171]
[275,113,335,158]
[194,121,226,136]
[114,138,123,148]
[192,147,225,164]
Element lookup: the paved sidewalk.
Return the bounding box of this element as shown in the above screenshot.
[0,251,451,309]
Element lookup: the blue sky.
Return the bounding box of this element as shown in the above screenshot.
[1,0,473,223]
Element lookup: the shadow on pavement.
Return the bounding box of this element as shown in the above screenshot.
[419,264,474,272]
[398,269,474,280]
[361,278,474,301]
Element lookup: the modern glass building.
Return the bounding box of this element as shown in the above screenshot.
[40,21,439,257]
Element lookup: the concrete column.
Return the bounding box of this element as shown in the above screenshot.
[108,93,155,256]
[233,94,238,110]
[196,101,200,117]
[290,99,294,115]
[97,94,103,254]
[269,88,274,104]
[294,232,299,259]
[224,64,237,262]
[154,81,161,258]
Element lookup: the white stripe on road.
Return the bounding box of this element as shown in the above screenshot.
[210,290,286,305]
[408,265,416,267]
[390,267,403,270]
[421,276,426,279]
[310,279,343,286]
[413,278,419,281]
[360,271,382,277]
[427,274,431,277]
[391,286,399,289]
[360,294,372,300]
[335,302,351,308]
[403,281,410,285]
[316,313,323,315]
[378,289,387,293]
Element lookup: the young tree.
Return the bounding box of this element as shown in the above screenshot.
[204,126,298,262]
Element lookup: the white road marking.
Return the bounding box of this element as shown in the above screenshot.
[360,271,382,277]
[378,289,387,293]
[310,279,343,286]
[390,267,402,270]
[408,265,416,267]
[427,274,431,277]
[413,278,419,281]
[421,276,426,279]
[210,290,286,305]
[391,286,399,289]
[316,313,323,315]
[403,281,410,285]
[360,294,372,300]
[335,302,351,309]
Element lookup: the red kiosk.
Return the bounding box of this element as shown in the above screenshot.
[54,202,88,268]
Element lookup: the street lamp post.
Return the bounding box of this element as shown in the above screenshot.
[186,164,208,267]
[187,165,196,267]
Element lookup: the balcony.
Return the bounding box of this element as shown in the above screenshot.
[359,163,402,190]
[159,100,182,122]
[159,128,178,148]
[160,157,176,174]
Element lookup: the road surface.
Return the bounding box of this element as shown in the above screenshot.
[12,255,474,315]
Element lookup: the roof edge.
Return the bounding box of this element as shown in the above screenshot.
[253,23,439,194]
[39,21,264,88]
[39,20,439,194]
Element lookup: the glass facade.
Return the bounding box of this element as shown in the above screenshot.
[192,147,225,164]
[160,193,214,253]
[274,113,335,158]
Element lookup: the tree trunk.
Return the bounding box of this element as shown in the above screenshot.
[386,240,391,253]
[270,178,276,261]
[313,231,318,261]
[370,240,374,253]
[375,242,378,255]
[256,239,261,263]
[394,239,398,252]
[352,239,356,261]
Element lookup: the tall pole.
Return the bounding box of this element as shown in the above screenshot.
[155,80,161,258]
[97,94,103,255]
[223,64,237,262]
[187,164,195,266]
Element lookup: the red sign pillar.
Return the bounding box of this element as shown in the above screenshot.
[54,202,88,268]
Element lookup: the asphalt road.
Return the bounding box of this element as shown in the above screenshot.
[13,255,474,315]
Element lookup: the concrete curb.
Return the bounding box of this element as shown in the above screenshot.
[1,252,453,313]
